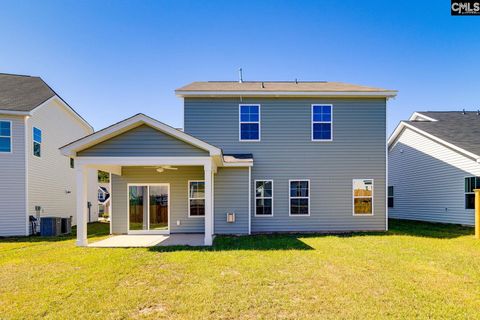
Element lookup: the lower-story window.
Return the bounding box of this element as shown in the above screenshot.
[255,180,273,216]
[188,181,205,217]
[289,180,310,216]
[465,177,480,209]
[388,186,394,208]
[353,179,374,215]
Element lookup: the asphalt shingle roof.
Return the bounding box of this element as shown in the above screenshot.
[176,81,396,93]
[0,73,56,112]
[406,111,480,157]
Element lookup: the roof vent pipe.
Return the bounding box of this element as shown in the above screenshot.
[238,68,243,83]
[261,82,264,88]
[295,78,298,84]
[463,109,466,114]
[477,109,480,116]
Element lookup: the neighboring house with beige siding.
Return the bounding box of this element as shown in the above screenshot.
[388,111,480,226]
[61,80,396,246]
[0,73,96,236]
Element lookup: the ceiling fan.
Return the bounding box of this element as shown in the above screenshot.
[143,165,178,173]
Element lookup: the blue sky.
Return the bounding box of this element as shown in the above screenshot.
[0,0,478,133]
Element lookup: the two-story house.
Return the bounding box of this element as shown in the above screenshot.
[60,81,397,246]
[0,73,97,236]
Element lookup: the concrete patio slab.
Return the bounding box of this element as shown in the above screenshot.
[88,234,205,248]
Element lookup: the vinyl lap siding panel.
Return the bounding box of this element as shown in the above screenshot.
[214,167,249,234]
[389,128,480,225]
[184,97,387,232]
[111,166,205,234]
[0,115,26,236]
[78,125,208,157]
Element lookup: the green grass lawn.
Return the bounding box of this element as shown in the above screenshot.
[1,220,479,319]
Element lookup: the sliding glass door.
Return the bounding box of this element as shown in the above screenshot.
[128,184,169,233]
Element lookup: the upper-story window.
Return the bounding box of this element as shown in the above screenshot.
[239,104,260,141]
[312,105,333,141]
[33,127,42,157]
[0,120,12,153]
[0,120,12,152]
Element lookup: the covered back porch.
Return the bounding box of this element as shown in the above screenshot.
[60,114,252,247]
[76,157,216,246]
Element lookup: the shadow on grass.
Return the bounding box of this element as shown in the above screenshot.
[0,222,110,243]
[149,219,474,252]
[384,219,473,239]
[1,219,473,250]
[149,233,315,252]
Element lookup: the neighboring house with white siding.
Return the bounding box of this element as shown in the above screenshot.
[61,80,397,246]
[0,73,96,236]
[388,111,480,226]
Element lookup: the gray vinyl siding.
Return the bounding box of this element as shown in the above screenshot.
[0,115,26,236]
[184,97,387,232]
[214,167,249,234]
[78,124,208,157]
[389,127,479,225]
[111,166,205,234]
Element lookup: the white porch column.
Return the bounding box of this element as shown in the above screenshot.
[204,163,213,246]
[76,165,88,246]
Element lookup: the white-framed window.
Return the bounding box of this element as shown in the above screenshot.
[353,179,374,215]
[312,104,333,141]
[255,180,273,216]
[239,104,260,141]
[289,180,310,216]
[0,120,12,153]
[465,177,480,209]
[188,180,205,217]
[33,127,42,157]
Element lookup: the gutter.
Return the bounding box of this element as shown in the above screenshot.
[0,110,31,116]
[175,90,398,98]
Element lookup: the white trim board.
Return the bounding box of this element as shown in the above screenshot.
[60,113,222,157]
[408,112,438,122]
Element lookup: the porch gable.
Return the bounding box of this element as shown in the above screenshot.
[78,124,209,157]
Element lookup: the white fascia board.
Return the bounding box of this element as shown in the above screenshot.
[61,114,222,157]
[388,121,480,161]
[408,112,438,122]
[222,161,253,167]
[0,110,30,116]
[175,91,398,98]
[30,96,94,132]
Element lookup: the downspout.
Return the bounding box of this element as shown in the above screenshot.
[248,166,251,235]
[24,115,30,236]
